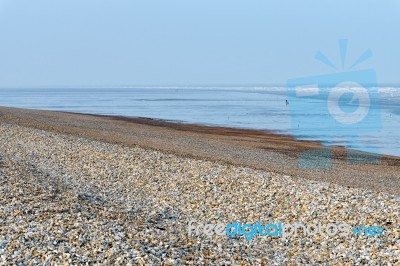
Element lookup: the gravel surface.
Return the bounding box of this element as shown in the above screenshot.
[1,107,399,196]
[0,122,399,265]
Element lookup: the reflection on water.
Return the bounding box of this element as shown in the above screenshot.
[0,87,399,156]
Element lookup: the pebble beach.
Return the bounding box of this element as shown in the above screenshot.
[0,113,399,265]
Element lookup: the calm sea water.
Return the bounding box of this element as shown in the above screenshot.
[0,87,399,156]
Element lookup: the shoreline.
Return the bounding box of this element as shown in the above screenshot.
[73,111,399,160]
[0,106,399,264]
[0,106,399,195]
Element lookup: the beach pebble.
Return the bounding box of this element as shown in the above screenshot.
[0,122,398,264]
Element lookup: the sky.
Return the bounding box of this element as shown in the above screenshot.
[0,0,399,87]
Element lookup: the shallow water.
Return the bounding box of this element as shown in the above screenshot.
[0,87,399,156]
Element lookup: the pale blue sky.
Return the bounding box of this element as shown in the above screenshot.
[0,0,399,87]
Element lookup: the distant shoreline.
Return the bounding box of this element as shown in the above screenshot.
[1,86,400,157]
[0,106,399,195]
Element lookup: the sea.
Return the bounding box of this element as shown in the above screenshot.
[0,87,399,157]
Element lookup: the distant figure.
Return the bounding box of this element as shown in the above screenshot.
[286,99,289,105]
